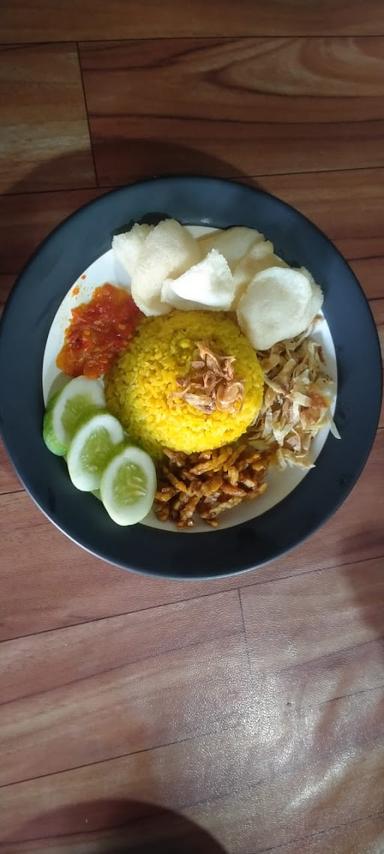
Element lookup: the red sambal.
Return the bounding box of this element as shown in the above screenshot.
[56,283,142,378]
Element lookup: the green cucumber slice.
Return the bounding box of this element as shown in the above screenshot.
[43,376,105,456]
[67,412,124,491]
[100,446,157,526]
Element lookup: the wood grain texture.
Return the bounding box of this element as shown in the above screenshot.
[1,0,384,41]
[371,298,384,359]
[249,169,384,277]
[1,12,384,854]
[350,258,384,301]
[0,431,383,641]
[0,442,20,494]
[0,189,103,273]
[1,687,383,850]
[241,555,384,705]
[4,814,384,854]
[0,592,247,787]
[186,717,384,852]
[255,815,384,854]
[79,38,384,183]
[0,44,95,193]
[0,273,15,307]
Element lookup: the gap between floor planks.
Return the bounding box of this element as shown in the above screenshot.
[1,0,384,40]
[0,163,382,198]
[1,550,383,647]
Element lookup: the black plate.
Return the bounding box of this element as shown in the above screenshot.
[0,177,382,579]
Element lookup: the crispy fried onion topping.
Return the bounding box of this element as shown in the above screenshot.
[173,341,244,414]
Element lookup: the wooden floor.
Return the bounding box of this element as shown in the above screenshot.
[0,3,383,852]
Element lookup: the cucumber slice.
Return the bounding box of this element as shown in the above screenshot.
[43,376,105,456]
[67,412,124,491]
[100,446,157,526]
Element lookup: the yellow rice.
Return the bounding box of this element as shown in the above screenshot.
[105,310,264,456]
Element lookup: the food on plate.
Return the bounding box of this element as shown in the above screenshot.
[174,340,244,414]
[43,376,105,456]
[236,267,323,350]
[100,445,157,525]
[197,226,263,269]
[232,242,287,302]
[56,283,142,378]
[67,411,125,491]
[161,249,235,311]
[249,329,336,468]
[44,217,336,529]
[155,442,273,528]
[112,223,153,277]
[43,378,155,524]
[130,219,201,316]
[105,311,264,457]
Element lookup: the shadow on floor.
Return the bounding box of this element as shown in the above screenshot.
[5,135,255,195]
[1,136,262,304]
[3,797,227,853]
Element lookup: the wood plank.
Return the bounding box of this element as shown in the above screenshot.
[0,687,383,850]
[0,273,15,308]
[186,706,384,851]
[252,814,384,854]
[0,805,230,854]
[0,189,103,273]
[80,38,384,123]
[371,298,384,357]
[0,44,95,193]
[3,813,384,854]
[0,591,247,786]
[78,38,384,183]
[240,555,384,706]
[350,257,384,300]
[0,443,20,495]
[1,0,384,41]
[0,431,383,641]
[0,14,382,854]
[250,169,384,275]
[88,112,384,188]
[0,490,246,640]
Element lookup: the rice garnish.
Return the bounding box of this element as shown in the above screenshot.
[173,340,244,414]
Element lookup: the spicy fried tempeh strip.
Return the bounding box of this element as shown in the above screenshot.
[155,441,272,528]
[193,446,233,474]
[166,470,191,493]
[200,474,222,496]
[179,494,200,522]
[220,483,247,497]
[201,496,244,518]
[155,486,176,502]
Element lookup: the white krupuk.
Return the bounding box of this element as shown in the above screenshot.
[232,243,287,301]
[237,266,324,350]
[131,219,201,316]
[197,226,264,269]
[112,223,153,278]
[161,249,235,312]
